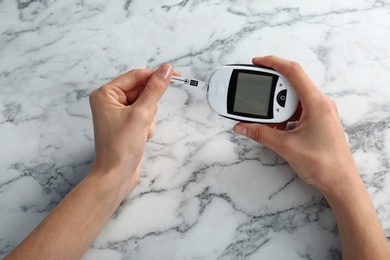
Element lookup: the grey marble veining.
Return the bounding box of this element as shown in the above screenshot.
[1,1,390,259]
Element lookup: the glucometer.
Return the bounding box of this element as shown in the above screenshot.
[171,64,298,123]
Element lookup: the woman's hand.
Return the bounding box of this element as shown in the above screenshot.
[89,64,174,198]
[233,56,358,193]
[7,64,176,260]
[233,55,390,260]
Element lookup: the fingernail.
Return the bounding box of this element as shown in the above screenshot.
[159,64,172,79]
[234,125,247,136]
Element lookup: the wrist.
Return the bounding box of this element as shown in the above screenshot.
[86,162,134,207]
[316,169,390,259]
[307,154,360,197]
[316,168,364,203]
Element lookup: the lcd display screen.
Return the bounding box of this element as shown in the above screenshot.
[233,72,273,116]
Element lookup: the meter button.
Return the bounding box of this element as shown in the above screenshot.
[277,80,287,90]
[274,104,282,117]
[277,90,287,107]
[216,83,226,96]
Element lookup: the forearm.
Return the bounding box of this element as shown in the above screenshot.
[7,166,126,259]
[319,171,390,260]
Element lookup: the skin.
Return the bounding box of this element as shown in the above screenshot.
[234,56,390,260]
[7,56,390,259]
[6,64,176,259]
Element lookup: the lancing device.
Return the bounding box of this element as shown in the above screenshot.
[170,65,298,123]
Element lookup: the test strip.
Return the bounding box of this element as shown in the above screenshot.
[171,76,206,88]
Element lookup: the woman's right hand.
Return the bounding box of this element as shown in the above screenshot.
[233,56,359,194]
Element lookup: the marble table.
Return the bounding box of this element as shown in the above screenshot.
[1,1,390,259]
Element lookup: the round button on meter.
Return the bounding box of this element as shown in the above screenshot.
[277,90,287,107]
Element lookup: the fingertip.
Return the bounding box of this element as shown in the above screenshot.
[234,124,248,136]
[158,64,173,79]
[252,56,277,68]
[252,56,263,64]
[236,122,286,151]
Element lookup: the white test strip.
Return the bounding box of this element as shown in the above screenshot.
[170,76,207,88]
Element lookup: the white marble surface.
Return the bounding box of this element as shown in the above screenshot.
[1,1,390,259]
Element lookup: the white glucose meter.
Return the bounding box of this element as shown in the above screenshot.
[171,64,298,123]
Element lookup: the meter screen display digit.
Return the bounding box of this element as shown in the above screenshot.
[232,72,273,117]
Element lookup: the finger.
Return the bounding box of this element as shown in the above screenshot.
[107,69,155,92]
[252,56,321,103]
[135,64,173,109]
[126,68,180,104]
[288,101,302,122]
[147,118,157,140]
[267,122,287,130]
[234,123,287,154]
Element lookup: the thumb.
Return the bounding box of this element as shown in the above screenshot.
[233,123,286,153]
[135,64,173,109]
